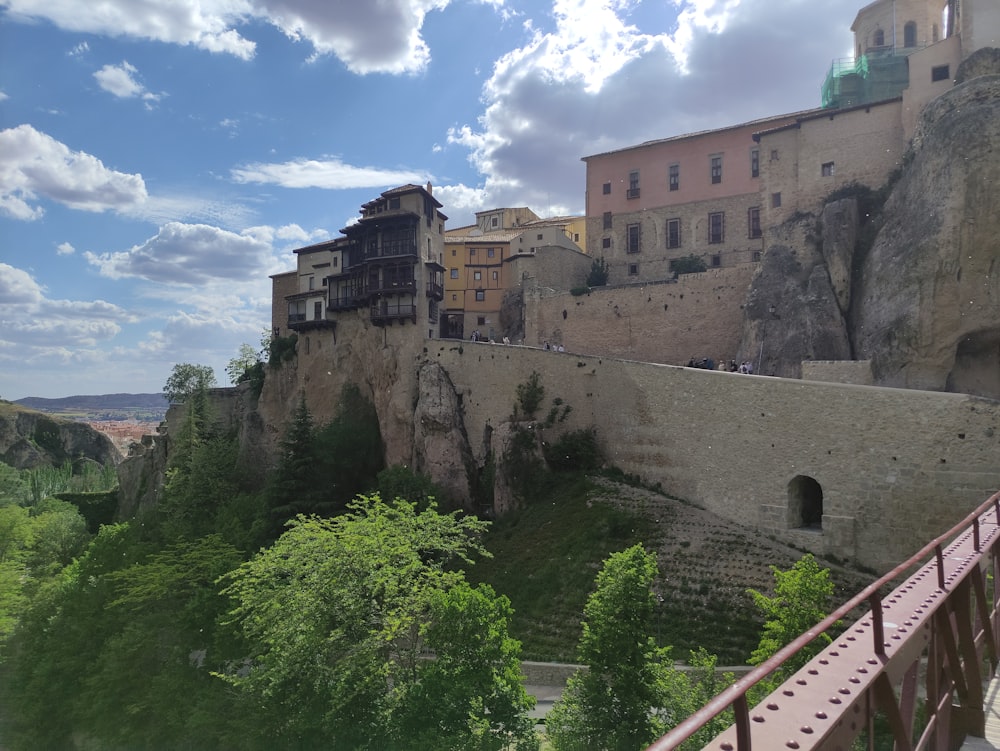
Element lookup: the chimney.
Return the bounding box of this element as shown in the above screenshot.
[426,181,433,195]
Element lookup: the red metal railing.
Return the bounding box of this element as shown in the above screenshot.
[648,490,1000,751]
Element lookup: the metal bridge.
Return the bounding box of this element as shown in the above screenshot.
[648,490,1000,751]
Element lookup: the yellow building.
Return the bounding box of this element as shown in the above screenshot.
[442,208,588,340]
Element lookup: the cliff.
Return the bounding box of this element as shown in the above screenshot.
[742,51,1000,396]
[0,401,121,470]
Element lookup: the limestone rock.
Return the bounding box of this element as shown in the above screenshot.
[853,72,1000,398]
[0,405,121,470]
[412,362,474,508]
[740,215,852,378]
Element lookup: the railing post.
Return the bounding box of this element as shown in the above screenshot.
[936,544,946,591]
[870,589,886,656]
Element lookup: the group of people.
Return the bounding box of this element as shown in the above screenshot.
[687,357,754,374]
[543,341,566,352]
[469,330,511,346]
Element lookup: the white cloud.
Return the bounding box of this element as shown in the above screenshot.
[0,263,44,305]
[2,0,257,60]
[231,157,431,190]
[85,221,275,285]
[3,0,467,73]
[94,60,162,104]
[442,0,856,221]
[68,41,89,56]
[0,91,8,102]
[56,242,75,255]
[0,124,148,220]
[0,263,136,348]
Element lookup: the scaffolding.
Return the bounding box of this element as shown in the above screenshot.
[821,52,910,109]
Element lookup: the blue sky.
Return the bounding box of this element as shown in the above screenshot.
[0,0,859,399]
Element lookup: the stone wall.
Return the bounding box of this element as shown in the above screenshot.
[801,360,874,385]
[423,341,1000,573]
[524,265,757,365]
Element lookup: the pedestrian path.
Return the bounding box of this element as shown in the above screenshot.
[961,675,1000,751]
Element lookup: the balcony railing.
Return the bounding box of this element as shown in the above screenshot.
[627,188,640,199]
[370,301,417,326]
[365,240,418,260]
[369,278,416,295]
[426,280,444,299]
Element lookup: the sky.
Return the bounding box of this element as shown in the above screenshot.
[0,0,861,400]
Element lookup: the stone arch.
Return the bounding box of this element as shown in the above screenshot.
[904,21,917,48]
[787,475,824,530]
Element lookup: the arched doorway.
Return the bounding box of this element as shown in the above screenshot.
[788,475,824,530]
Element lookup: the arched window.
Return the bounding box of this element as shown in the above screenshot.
[873,28,885,47]
[787,475,824,530]
[904,21,917,47]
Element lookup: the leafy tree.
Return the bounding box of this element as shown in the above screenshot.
[225,342,262,385]
[671,254,707,276]
[377,464,444,510]
[0,462,27,505]
[586,257,609,287]
[747,553,835,677]
[163,362,217,403]
[0,504,33,562]
[546,544,692,751]
[219,495,535,749]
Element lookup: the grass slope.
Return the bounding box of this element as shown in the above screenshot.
[469,474,874,665]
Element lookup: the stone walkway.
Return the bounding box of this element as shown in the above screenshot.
[960,675,1000,750]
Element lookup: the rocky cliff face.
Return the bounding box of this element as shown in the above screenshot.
[852,61,1000,398]
[744,52,1000,397]
[0,403,121,470]
[739,205,854,378]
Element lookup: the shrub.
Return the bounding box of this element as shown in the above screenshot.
[544,428,602,473]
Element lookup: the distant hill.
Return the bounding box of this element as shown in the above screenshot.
[14,393,168,422]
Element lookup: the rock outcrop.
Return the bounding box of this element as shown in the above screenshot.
[411,362,475,508]
[739,209,853,378]
[852,63,1000,398]
[0,403,121,470]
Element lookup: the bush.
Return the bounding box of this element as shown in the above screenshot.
[543,428,601,473]
[671,254,707,276]
[585,257,609,287]
[267,334,298,368]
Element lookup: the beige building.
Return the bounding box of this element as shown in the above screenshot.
[443,208,590,340]
[582,0,997,285]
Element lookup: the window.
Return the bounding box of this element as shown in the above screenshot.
[452,249,457,256]
[750,149,760,178]
[669,164,679,191]
[771,192,782,208]
[470,248,476,256]
[602,181,611,194]
[537,234,543,240]
[904,21,916,48]
[666,218,681,249]
[308,276,315,290]
[314,301,322,319]
[626,223,641,254]
[492,271,498,281]
[333,257,339,267]
[603,212,612,230]
[450,268,458,279]
[487,248,495,258]
[708,212,724,244]
[770,149,779,161]
[627,170,640,199]
[475,290,485,301]
[477,316,486,325]
[752,250,762,262]
[474,271,482,281]
[389,197,400,209]
[748,207,761,239]
[628,263,639,276]
[711,254,721,268]
[710,156,722,184]
[574,233,579,242]
[451,293,457,301]
[873,28,885,47]
[321,277,328,286]
[822,162,835,177]
[602,237,611,249]
[491,217,498,228]
[932,64,950,82]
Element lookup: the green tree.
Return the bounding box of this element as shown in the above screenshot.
[163,363,217,403]
[586,257,609,287]
[219,495,535,749]
[747,553,835,677]
[377,464,445,511]
[671,254,707,276]
[547,544,692,751]
[225,342,262,385]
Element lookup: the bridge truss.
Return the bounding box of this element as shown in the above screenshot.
[648,490,1000,751]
